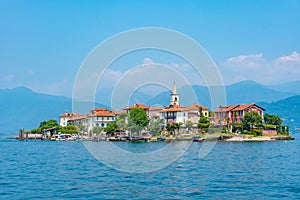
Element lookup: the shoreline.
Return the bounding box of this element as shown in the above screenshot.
[9,134,295,142]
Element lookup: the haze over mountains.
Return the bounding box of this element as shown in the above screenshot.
[1,80,299,135]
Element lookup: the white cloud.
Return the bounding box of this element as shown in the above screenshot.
[221,51,300,84]
[226,53,263,63]
[274,51,300,64]
[225,53,264,68]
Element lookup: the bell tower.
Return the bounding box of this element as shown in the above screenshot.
[170,82,179,106]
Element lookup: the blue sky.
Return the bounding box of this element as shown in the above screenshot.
[1,0,300,97]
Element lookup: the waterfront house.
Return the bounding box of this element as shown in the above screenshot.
[87,108,115,134]
[67,114,88,127]
[59,112,72,127]
[213,104,265,125]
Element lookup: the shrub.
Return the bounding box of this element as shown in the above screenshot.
[252,129,262,136]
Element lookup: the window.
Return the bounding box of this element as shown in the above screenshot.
[107,117,109,120]
[101,123,104,127]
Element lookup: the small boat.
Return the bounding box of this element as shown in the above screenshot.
[193,135,204,142]
[157,136,166,141]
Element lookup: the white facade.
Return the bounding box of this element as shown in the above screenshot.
[87,108,116,134]
[59,112,72,127]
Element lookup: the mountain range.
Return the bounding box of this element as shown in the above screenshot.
[1,80,299,135]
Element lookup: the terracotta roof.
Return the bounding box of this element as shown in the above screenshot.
[161,105,188,112]
[231,104,265,111]
[214,105,238,113]
[59,112,72,118]
[89,110,115,117]
[149,106,163,111]
[187,103,209,111]
[125,103,150,110]
[68,115,87,121]
[88,108,115,117]
[95,108,109,111]
[113,110,125,115]
[214,104,265,113]
[59,112,84,118]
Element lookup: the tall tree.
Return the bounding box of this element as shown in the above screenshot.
[129,108,148,134]
[264,114,283,125]
[93,126,103,135]
[104,122,117,135]
[242,111,263,131]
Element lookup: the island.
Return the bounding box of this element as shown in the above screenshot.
[17,82,294,142]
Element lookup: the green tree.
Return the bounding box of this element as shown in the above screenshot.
[39,119,59,129]
[116,115,128,132]
[93,126,103,135]
[165,123,178,135]
[264,114,283,125]
[58,124,77,134]
[148,119,164,136]
[242,111,262,131]
[104,122,117,135]
[129,108,148,134]
[198,117,210,132]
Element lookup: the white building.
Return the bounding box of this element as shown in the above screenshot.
[160,82,188,124]
[87,108,115,134]
[59,112,73,127]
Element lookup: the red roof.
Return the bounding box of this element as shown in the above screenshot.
[59,112,72,118]
[89,108,115,117]
[161,105,188,112]
[89,111,115,117]
[125,103,150,110]
[214,105,239,113]
[149,106,163,111]
[113,110,126,115]
[187,103,209,111]
[214,104,265,113]
[231,104,265,111]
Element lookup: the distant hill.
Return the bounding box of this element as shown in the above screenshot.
[258,95,300,134]
[266,80,300,95]
[147,80,295,109]
[0,87,106,135]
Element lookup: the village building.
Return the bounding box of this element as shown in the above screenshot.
[187,103,209,124]
[124,103,150,115]
[160,82,189,124]
[213,104,265,125]
[148,106,163,121]
[87,108,115,133]
[67,113,88,127]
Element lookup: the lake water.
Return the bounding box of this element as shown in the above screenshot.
[0,137,300,199]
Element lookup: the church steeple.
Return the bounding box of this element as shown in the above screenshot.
[170,81,179,106]
[172,81,177,94]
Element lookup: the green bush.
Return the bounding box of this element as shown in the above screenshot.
[251,129,262,136]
